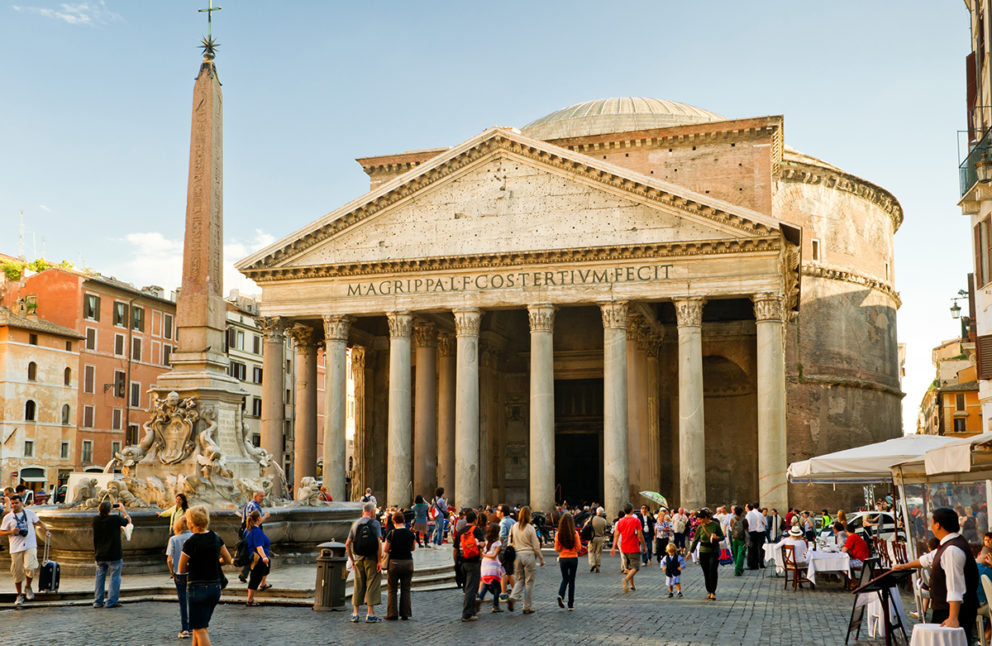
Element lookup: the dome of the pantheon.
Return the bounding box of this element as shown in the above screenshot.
[521,97,724,140]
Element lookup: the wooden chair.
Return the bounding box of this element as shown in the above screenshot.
[890,542,908,566]
[873,537,891,569]
[782,544,812,591]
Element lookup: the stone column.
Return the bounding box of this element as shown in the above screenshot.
[322,315,352,502]
[386,312,413,507]
[454,308,481,509]
[754,293,789,512]
[256,317,285,466]
[288,323,319,493]
[600,301,628,520]
[644,333,662,491]
[625,313,645,494]
[436,333,456,500]
[413,321,438,498]
[675,297,706,510]
[350,346,367,501]
[528,304,556,514]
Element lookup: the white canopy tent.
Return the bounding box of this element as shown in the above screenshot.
[788,434,963,484]
[890,432,992,486]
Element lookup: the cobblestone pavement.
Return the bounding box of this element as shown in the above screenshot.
[2,554,910,646]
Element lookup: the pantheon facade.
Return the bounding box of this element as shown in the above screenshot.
[237,98,902,517]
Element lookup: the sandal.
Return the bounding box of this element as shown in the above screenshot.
[259,584,273,591]
[246,601,260,607]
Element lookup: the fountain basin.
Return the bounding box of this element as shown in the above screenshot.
[1,503,363,576]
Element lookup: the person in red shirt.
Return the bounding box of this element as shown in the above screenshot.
[610,502,646,593]
[842,525,870,564]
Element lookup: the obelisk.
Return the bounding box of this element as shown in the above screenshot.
[151,35,255,480]
[170,39,227,378]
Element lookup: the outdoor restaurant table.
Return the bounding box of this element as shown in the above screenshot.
[805,549,850,584]
[909,625,967,646]
[764,542,784,573]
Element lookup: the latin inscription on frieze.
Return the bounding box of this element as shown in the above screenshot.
[345,263,675,297]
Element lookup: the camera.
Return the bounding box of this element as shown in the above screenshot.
[17,529,28,538]
[113,503,121,509]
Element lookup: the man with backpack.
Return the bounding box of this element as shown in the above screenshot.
[453,508,484,622]
[345,501,383,623]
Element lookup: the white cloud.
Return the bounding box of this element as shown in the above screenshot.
[38,204,51,213]
[105,229,271,299]
[12,1,121,26]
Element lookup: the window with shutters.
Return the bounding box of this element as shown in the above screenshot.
[83,293,101,321]
[83,365,95,393]
[131,337,142,362]
[956,393,966,411]
[112,408,123,430]
[82,440,92,463]
[164,313,173,340]
[954,418,968,433]
[114,371,126,398]
[163,345,172,366]
[82,406,94,428]
[253,334,261,354]
[975,217,992,287]
[86,328,97,351]
[113,301,128,328]
[127,424,139,445]
[131,305,145,332]
[978,334,992,379]
[114,333,125,357]
[60,442,70,460]
[130,382,142,407]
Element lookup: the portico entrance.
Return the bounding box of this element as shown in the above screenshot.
[554,378,603,507]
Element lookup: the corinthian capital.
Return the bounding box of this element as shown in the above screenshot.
[599,301,628,329]
[386,312,413,338]
[527,304,556,333]
[673,297,706,328]
[322,314,353,343]
[254,316,285,340]
[437,333,455,357]
[752,292,785,322]
[287,323,318,351]
[453,308,481,337]
[413,321,437,348]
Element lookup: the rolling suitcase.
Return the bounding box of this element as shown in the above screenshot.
[38,538,60,593]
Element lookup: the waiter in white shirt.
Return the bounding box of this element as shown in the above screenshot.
[745,502,767,570]
[895,507,978,642]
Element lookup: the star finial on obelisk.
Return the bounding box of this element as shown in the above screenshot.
[198,0,221,60]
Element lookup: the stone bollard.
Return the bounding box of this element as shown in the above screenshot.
[313,541,348,612]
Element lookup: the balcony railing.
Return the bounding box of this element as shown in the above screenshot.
[960,126,992,197]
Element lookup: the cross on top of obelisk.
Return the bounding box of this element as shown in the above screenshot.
[198,0,221,60]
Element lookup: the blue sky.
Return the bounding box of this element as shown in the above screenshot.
[0,1,973,433]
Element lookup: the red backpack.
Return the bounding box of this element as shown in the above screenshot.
[459,528,480,559]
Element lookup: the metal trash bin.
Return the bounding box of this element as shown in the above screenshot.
[313,541,348,612]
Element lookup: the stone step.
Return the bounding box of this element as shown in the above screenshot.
[0,565,457,609]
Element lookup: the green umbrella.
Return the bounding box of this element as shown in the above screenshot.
[639,491,669,508]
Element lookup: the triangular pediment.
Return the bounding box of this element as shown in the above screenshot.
[237,128,796,276]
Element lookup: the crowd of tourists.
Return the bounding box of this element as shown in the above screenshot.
[3,484,990,644]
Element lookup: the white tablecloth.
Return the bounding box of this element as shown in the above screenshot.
[763,542,784,573]
[910,624,967,646]
[805,550,849,584]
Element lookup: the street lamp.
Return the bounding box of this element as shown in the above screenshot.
[950,290,970,339]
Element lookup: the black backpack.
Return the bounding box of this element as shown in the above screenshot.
[353,521,379,558]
